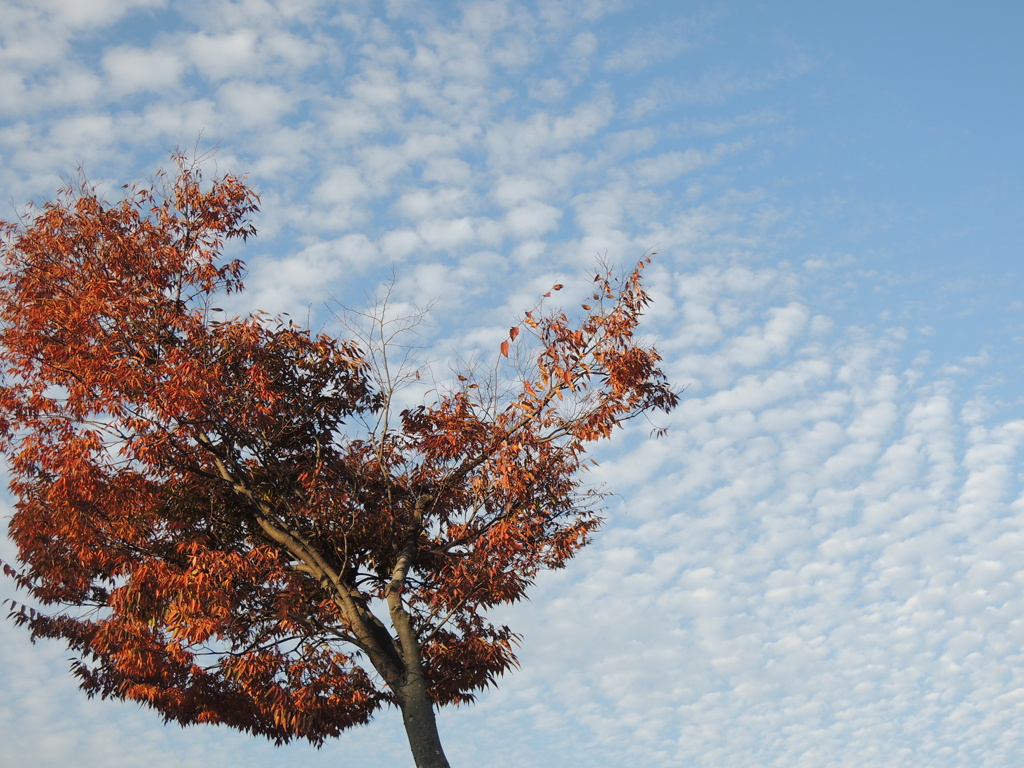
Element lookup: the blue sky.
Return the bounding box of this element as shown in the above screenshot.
[2,1,1024,766]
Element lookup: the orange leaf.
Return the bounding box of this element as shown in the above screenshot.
[0,155,681,752]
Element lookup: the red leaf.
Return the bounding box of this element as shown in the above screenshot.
[509,326,519,341]
[500,340,509,357]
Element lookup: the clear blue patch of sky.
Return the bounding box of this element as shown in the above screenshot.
[633,1,1024,402]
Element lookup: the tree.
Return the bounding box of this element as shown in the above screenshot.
[0,155,678,768]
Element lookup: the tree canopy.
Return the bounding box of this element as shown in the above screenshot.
[0,155,678,768]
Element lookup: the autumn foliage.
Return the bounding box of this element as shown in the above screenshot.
[0,156,677,767]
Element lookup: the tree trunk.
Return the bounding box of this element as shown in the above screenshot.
[398,678,452,768]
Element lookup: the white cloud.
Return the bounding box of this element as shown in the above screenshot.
[632,140,748,186]
[492,174,552,208]
[102,45,185,94]
[52,111,118,151]
[349,64,406,109]
[459,0,512,36]
[485,94,614,169]
[724,302,810,367]
[246,233,380,316]
[184,30,261,80]
[216,80,296,128]
[323,100,383,145]
[379,227,423,260]
[394,187,467,220]
[561,31,597,80]
[528,76,568,103]
[417,216,476,250]
[504,200,563,238]
[42,0,167,28]
[313,165,369,207]
[603,11,716,72]
[421,155,473,185]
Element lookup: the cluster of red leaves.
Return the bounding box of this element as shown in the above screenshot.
[0,156,678,746]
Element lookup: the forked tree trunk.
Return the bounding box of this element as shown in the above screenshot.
[398,678,452,768]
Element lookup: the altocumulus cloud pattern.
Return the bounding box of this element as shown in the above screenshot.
[1,1,1024,767]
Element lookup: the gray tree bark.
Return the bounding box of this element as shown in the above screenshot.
[399,678,452,768]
